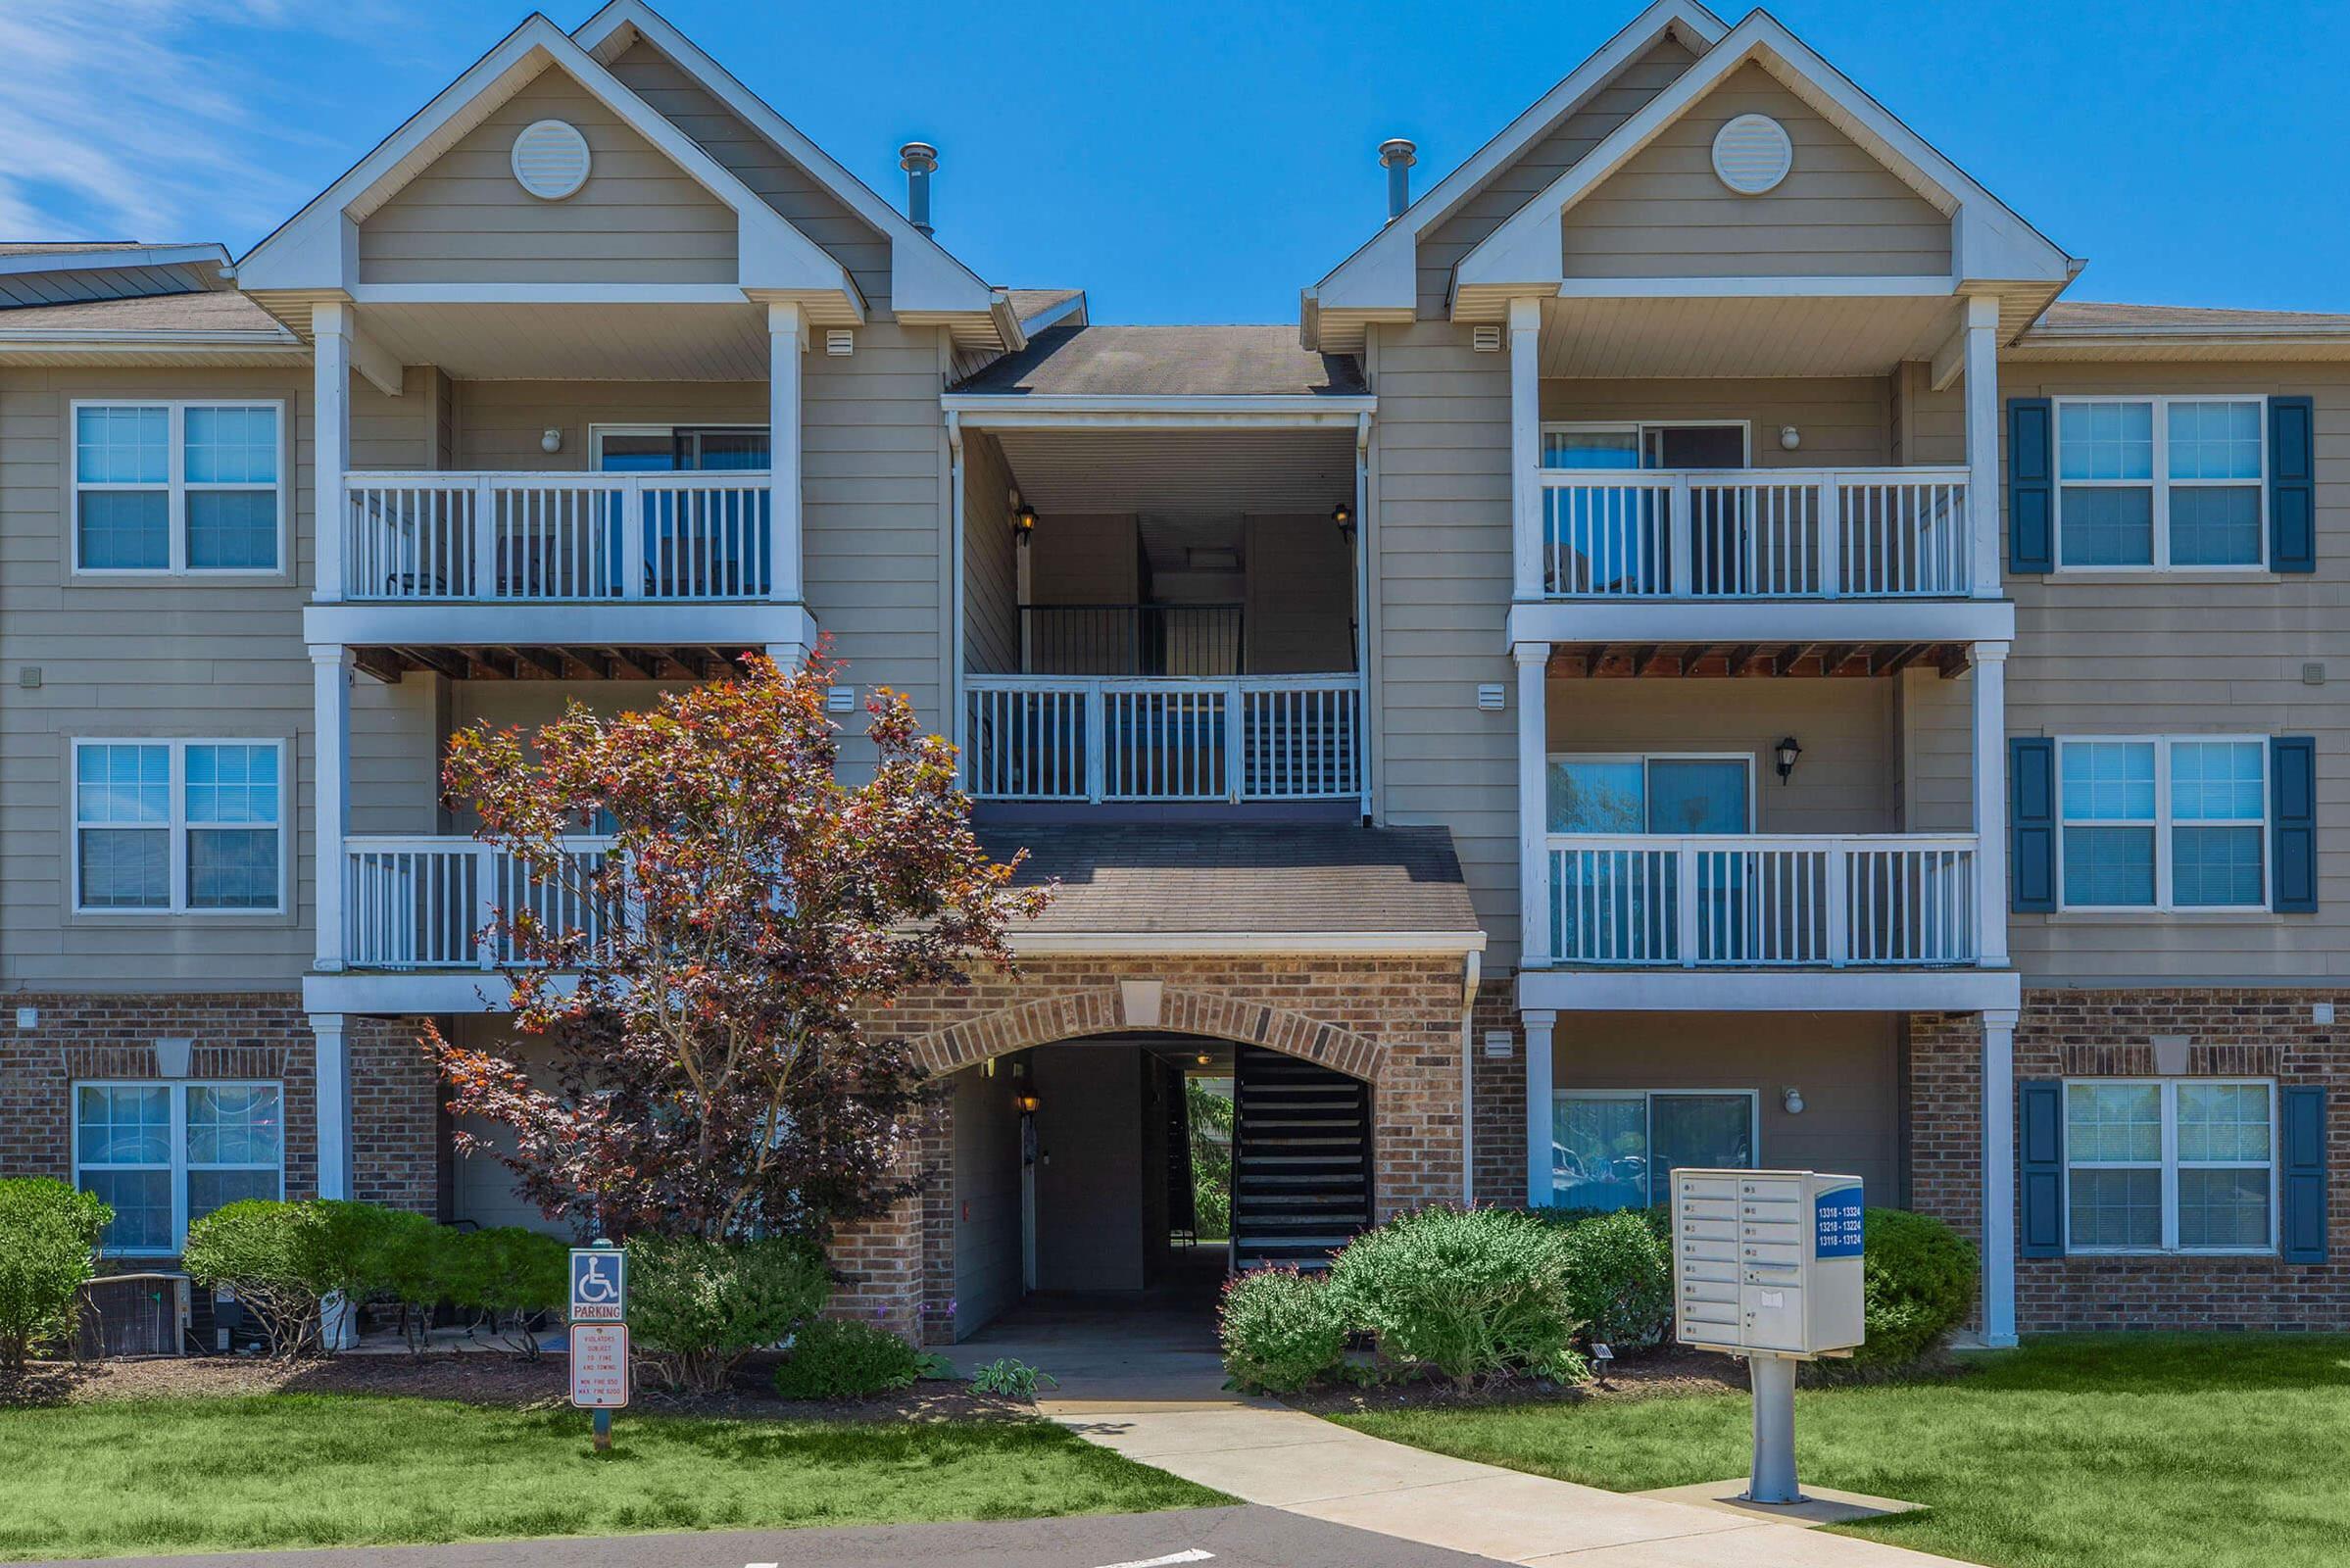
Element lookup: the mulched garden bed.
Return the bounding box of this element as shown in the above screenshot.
[1283,1343,1747,1416]
[0,1350,1021,1422]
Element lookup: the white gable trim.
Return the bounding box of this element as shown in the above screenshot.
[0,243,232,281]
[573,0,1005,325]
[1308,0,1727,321]
[236,15,858,318]
[1455,11,2074,301]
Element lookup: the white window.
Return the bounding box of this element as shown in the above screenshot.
[73,1081,284,1253]
[2054,396,2265,569]
[72,400,285,574]
[1551,1089,1758,1209]
[2057,737,2268,910]
[2064,1079,2276,1254]
[73,740,287,913]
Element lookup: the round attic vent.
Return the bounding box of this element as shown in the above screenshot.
[511,119,592,200]
[1711,114,1792,195]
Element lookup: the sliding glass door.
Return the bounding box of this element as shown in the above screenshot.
[1551,1090,1758,1209]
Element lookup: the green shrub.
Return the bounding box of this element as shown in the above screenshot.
[181,1200,337,1357]
[0,1178,112,1370]
[368,1210,452,1348]
[772,1318,925,1399]
[1853,1207,1978,1369]
[1328,1206,1587,1386]
[625,1234,828,1394]
[968,1357,1056,1400]
[1551,1209,1673,1351]
[1218,1266,1347,1393]
[446,1228,568,1357]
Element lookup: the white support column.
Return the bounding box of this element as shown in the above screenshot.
[764,640,811,671]
[1980,1005,2020,1348]
[311,645,355,971]
[1971,639,2010,967]
[1515,641,1550,968]
[768,302,808,605]
[1962,292,2001,598]
[311,1012,351,1200]
[312,302,353,604]
[1507,296,1543,600]
[1523,1008,1557,1206]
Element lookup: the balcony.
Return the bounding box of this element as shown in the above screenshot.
[340,836,613,970]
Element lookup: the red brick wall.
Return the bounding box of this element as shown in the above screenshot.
[1470,976,1526,1204]
[1911,990,2350,1332]
[0,994,441,1230]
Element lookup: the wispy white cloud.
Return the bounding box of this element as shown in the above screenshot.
[0,0,410,245]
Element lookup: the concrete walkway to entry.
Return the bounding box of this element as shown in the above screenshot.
[952,1293,1948,1567]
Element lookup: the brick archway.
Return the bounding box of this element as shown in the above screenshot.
[910,983,1389,1083]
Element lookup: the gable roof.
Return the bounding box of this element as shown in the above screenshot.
[1305,0,1726,349]
[235,13,859,325]
[1454,9,2075,324]
[951,324,1367,399]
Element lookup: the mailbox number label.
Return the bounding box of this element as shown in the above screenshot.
[1813,1185,1864,1258]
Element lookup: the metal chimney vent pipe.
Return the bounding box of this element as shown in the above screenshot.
[1379,138,1418,221]
[899,141,939,235]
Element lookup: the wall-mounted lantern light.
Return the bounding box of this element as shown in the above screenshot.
[1778,424,1801,452]
[1782,1086,1806,1114]
[540,427,563,454]
[1332,501,1355,537]
[1012,501,1038,546]
[1013,1092,1042,1114]
[1775,735,1803,785]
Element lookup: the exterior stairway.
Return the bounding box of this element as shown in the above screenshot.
[1229,1044,1373,1271]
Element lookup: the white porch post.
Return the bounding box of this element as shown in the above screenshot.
[1523,1008,1557,1207]
[1980,1005,2020,1347]
[311,644,355,971]
[311,1012,351,1200]
[768,302,807,605]
[1515,641,1550,967]
[1972,640,2010,966]
[312,302,353,604]
[1508,296,1543,600]
[1962,293,2001,598]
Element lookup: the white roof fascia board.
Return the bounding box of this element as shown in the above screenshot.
[237,17,857,312]
[1010,931,1487,957]
[1457,13,2074,299]
[1310,0,1728,317]
[0,243,232,280]
[1516,965,2020,1013]
[0,327,298,348]
[941,394,1377,430]
[572,0,1001,319]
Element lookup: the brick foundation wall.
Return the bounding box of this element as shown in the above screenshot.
[0,994,442,1237]
[1911,990,2350,1333]
[1470,976,1526,1204]
[828,954,1473,1344]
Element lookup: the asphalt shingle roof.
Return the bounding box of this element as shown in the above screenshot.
[974,822,1477,937]
[954,324,1365,398]
[2033,301,2350,334]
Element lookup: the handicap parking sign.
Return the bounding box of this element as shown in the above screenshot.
[569,1247,627,1322]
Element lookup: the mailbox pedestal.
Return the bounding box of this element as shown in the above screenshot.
[1672,1168,1865,1506]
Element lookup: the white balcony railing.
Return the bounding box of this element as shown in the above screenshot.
[342,835,613,969]
[1536,467,1969,600]
[1545,833,1978,968]
[341,471,773,602]
[963,673,1365,804]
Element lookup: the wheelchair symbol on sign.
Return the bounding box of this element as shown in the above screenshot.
[569,1250,627,1320]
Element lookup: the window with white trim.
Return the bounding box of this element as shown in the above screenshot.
[72,401,285,573]
[73,740,287,913]
[2054,396,2265,569]
[1546,753,1754,834]
[2057,737,2268,910]
[73,1081,284,1252]
[2064,1079,2275,1253]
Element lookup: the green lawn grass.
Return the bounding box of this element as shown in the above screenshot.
[0,1393,1227,1562]
[1333,1336,2350,1568]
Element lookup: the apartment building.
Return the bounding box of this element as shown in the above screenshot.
[0,0,2338,1346]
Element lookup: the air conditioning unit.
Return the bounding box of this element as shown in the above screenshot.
[75,1272,191,1359]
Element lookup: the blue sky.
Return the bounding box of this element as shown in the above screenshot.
[4,0,2344,324]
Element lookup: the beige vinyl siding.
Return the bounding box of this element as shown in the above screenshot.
[1365,322,1521,956]
[1028,515,1139,605]
[1991,360,2350,983]
[443,379,765,470]
[962,430,1020,676]
[1553,1011,1903,1205]
[0,366,407,992]
[607,40,893,313]
[1244,516,1356,674]
[1897,664,1975,835]
[1547,678,1899,834]
[1559,64,1950,279]
[358,67,738,285]
[1417,35,1696,318]
[1540,376,1891,465]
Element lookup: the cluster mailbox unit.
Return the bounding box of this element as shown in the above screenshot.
[1673,1168,1866,1504]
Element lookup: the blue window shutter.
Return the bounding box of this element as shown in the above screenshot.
[2019,1079,2065,1257]
[2281,1086,2327,1263]
[2010,736,2056,912]
[2269,396,2316,573]
[2272,736,2317,913]
[2007,398,2054,573]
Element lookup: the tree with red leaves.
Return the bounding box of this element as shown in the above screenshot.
[420,651,1051,1244]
